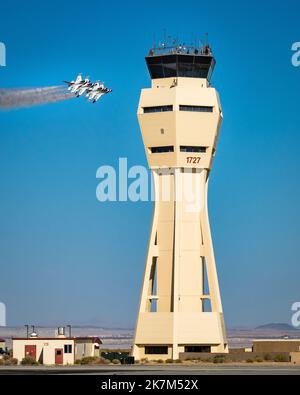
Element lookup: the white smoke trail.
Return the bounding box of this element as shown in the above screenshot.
[0,86,75,110]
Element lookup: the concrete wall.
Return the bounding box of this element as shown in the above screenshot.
[290,352,300,364]
[75,341,95,360]
[253,340,300,353]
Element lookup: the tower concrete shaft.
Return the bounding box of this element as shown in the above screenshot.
[132,46,228,361]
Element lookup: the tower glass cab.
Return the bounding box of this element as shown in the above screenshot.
[146,46,215,80]
[132,42,228,361]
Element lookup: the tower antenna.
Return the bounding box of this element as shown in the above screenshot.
[190,33,193,47]
[205,32,209,46]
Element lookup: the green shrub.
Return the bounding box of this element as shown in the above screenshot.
[255,357,263,363]
[112,359,121,364]
[174,359,182,363]
[140,358,148,363]
[21,356,38,366]
[2,356,18,366]
[155,359,164,363]
[274,354,290,363]
[213,355,225,364]
[8,358,18,366]
[246,358,254,363]
[165,358,174,363]
[264,353,272,361]
[94,357,110,365]
[80,356,110,365]
[81,356,99,365]
[103,359,111,364]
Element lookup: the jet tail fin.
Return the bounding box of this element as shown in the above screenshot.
[63,81,74,90]
[75,74,82,84]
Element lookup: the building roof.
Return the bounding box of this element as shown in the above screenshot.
[12,336,102,344]
[0,338,5,342]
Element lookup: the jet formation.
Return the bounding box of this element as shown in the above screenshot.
[64,74,112,103]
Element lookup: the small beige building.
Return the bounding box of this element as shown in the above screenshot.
[13,333,102,365]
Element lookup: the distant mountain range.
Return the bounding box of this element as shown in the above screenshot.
[1,323,299,351]
[255,323,297,331]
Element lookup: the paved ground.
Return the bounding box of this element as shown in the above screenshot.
[0,364,300,375]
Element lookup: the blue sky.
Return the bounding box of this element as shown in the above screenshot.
[0,0,299,328]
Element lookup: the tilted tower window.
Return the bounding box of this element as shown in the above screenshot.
[179,105,213,112]
[146,54,216,80]
[143,105,173,113]
[150,146,174,153]
[180,146,207,153]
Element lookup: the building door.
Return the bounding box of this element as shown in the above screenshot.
[25,345,36,360]
[55,348,63,365]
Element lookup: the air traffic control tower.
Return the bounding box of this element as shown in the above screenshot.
[132,42,228,360]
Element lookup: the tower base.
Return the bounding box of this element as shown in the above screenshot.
[132,311,228,361]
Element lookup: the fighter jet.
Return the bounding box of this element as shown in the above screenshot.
[86,81,103,99]
[63,73,83,94]
[64,74,112,103]
[76,79,93,97]
[93,87,112,103]
[64,74,93,96]
[86,82,112,103]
